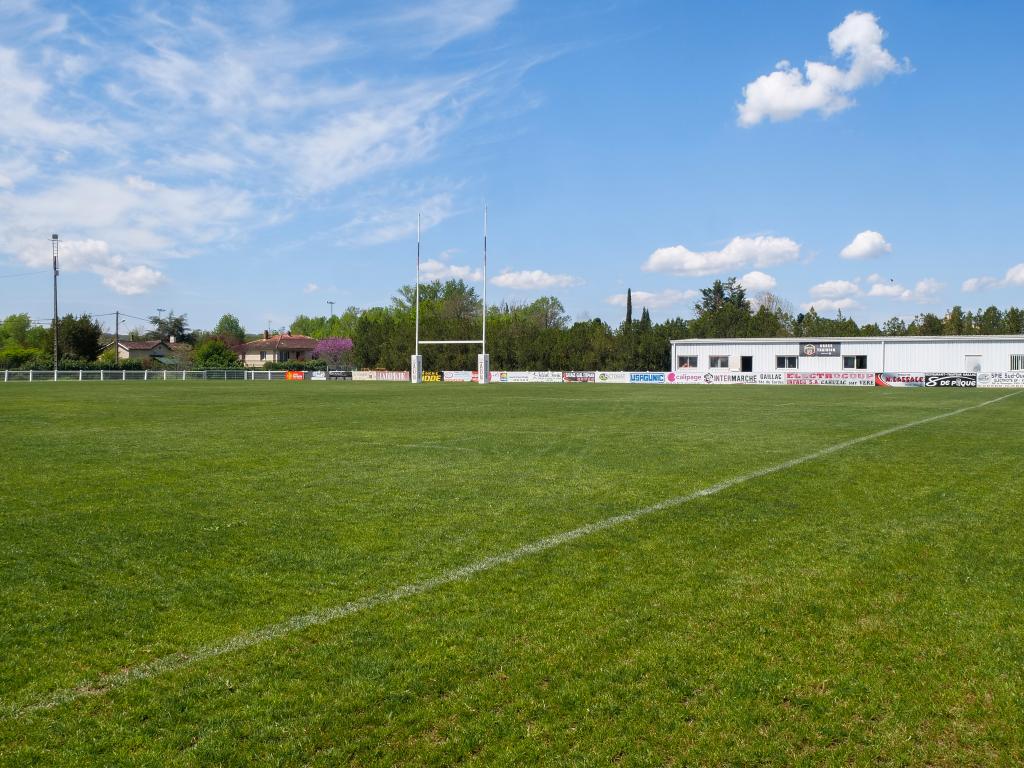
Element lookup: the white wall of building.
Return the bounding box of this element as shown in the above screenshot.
[670,337,1024,374]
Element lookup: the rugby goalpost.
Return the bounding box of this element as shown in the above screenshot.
[410,207,489,384]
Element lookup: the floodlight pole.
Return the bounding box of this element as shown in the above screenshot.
[51,234,59,373]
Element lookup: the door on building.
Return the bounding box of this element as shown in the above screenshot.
[741,356,753,372]
[965,355,982,372]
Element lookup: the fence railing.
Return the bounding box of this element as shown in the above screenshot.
[0,369,335,382]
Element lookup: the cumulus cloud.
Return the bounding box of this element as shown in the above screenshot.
[738,270,776,293]
[420,259,482,282]
[491,270,582,290]
[643,235,800,277]
[810,279,859,298]
[304,282,319,293]
[606,289,697,310]
[30,238,166,295]
[962,263,1024,293]
[738,12,908,126]
[802,297,858,312]
[840,230,892,260]
[865,274,942,301]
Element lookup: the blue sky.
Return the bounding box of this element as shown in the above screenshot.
[1,0,1022,334]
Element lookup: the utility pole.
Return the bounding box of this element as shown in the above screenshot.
[51,234,59,372]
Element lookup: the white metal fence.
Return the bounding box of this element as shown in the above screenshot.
[0,369,316,382]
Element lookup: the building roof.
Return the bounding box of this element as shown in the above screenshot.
[238,333,317,352]
[117,340,169,350]
[671,335,1024,344]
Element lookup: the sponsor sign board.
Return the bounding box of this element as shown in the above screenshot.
[310,371,327,381]
[442,370,473,383]
[562,371,596,383]
[799,342,841,357]
[667,371,706,384]
[528,371,563,383]
[352,371,374,381]
[700,372,762,385]
[875,373,926,388]
[628,372,667,383]
[422,371,442,383]
[489,371,509,383]
[925,373,977,388]
[284,370,305,381]
[596,371,630,383]
[506,371,532,383]
[977,372,1024,388]
[327,370,351,380]
[785,372,874,386]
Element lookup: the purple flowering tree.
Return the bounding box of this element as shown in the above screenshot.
[312,337,354,369]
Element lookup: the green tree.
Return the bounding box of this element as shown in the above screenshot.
[51,314,103,361]
[690,278,752,338]
[881,316,908,336]
[193,338,242,368]
[147,311,192,343]
[0,313,32,348]
[212,314,246,345]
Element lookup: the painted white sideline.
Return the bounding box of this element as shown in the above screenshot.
[8,391,1019,717]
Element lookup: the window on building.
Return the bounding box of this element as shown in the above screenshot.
[1011,354,1024,371]
[259,351,266,361]
[677,356,698,368]
[709,356,729,368]
[776,356,798,369]
[843,355,868,370]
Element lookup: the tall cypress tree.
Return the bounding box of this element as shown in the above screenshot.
[625,288,633,325]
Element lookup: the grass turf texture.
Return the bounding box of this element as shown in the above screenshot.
[0,382,1022,766]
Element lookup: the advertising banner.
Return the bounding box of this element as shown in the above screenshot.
[489,371,509,383]
[596,371,630,383]
[352,371,374,381]
[422,371,442,383]
[352,370,409,381]
[925,373,977,388]
[667,371,706,384]
[785,372,875,386]
[284,370,305,381]
[527,371,564,383]
[310,371,327,381]
[506,371,532,383]
[799,342,841,357]
[698,372,762,385]
[442,370,473,382]
[562,371,596,383]
[977,372,1024,388]
[875,373,927,387]
[628,372,668,383]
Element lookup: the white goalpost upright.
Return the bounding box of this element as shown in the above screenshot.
[411,206,489,384]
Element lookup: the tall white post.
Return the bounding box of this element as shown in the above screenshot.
[478,205,489,384]
[411,212,423,383]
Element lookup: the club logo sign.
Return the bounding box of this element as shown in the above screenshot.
[925,374,977,388]
[800,342,841,357]
[422,371,442,383]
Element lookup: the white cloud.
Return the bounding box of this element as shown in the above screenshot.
[420,259,482,282]
[802,297,858,312]
[643,235,800,277]
[962,276,999,293]
[865,274,942,302]
[93,264,164,295]
[384,0,517,50]
[337,192,455,246]
[810,279,859,298]
[913,277,942,300]
[840,230,892,260]
[606,289,698,310]
[491,270,583,290]
[961,262,1024,292]
[304,282,319,293]
[738,12,908,126]
[738,270,776,293]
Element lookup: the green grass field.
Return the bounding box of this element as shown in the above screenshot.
[1,381,1022,766]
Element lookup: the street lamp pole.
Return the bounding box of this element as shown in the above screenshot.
[327,300,335,318]
[51,234,59,373]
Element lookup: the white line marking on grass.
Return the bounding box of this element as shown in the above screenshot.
[8,391,1019,718]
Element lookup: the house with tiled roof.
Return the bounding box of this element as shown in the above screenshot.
[235,331,317,367]
[115,340,175,363]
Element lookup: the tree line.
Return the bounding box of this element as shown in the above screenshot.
[1,277,1021,370]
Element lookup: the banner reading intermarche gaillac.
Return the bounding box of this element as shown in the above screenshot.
[338,370,1023,387]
